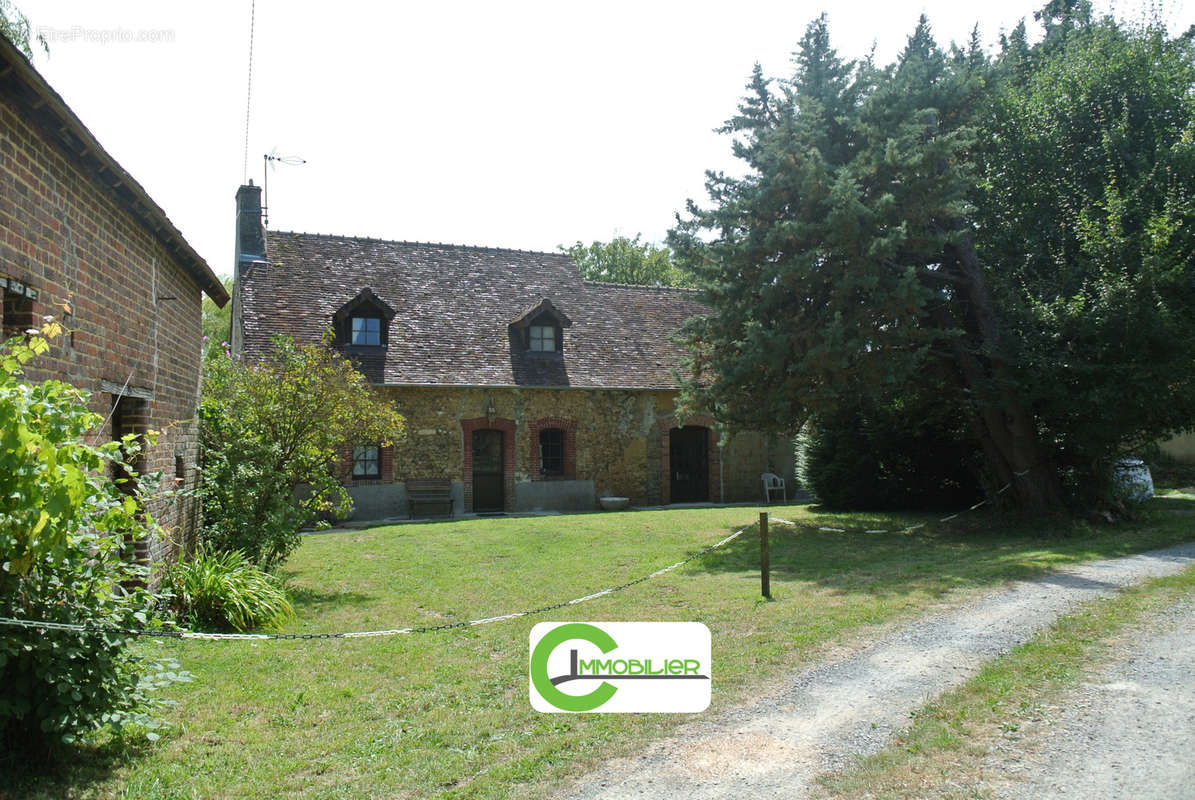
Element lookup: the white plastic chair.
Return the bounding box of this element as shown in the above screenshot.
[762,472,786,504]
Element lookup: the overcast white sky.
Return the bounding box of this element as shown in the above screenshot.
[23,1,1195,280]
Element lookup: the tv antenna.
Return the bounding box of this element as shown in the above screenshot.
[262,149,306,228]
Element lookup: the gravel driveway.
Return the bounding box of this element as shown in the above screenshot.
[557,541,1195,800]
[988,598,1195,800]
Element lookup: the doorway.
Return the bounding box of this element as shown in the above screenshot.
[669,426,709,503]
[471,429,505,512]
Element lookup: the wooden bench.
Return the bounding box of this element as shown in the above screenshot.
[406,479,454,519]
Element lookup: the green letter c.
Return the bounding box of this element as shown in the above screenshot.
[531,623,618,712]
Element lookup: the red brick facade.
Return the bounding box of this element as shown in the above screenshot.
[0,41,226,569]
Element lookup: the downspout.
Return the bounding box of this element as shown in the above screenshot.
[151,257,159,396]
[719,440,725,504]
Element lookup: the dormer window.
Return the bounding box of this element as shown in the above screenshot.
[510,297,572,358]
[529,324,555,352]
[351,316,381,346]
[333,287,396,350]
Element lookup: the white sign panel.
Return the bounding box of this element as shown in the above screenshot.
[529,621,711,713]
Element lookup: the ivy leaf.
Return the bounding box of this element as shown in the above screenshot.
[31,510,49,538]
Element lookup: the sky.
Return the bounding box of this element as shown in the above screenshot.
[22,0,1195,280]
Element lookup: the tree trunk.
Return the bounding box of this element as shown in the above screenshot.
[962,371,1066,513]
[945,236,1067,514]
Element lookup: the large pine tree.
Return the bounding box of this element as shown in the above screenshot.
[671,9,1195,513]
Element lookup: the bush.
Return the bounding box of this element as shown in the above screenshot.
[797,392,982,511]
[198,334,405,570]
[0,323,188,759]
[167,548,294,632]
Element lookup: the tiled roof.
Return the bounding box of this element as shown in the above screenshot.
[239,231,705,389]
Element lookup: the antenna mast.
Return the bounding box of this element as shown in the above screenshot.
[241,0,256,183]
[262,152,306,228]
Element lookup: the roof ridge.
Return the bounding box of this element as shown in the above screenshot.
[267,229,571,258]
[583,279,701,294]
[0,36,227,306]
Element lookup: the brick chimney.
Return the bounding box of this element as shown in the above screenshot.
[230,182,266,354]
[235,182,266,263]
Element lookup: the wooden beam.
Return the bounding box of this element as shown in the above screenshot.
[99,379,155,402]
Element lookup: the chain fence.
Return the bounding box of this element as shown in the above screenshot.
[771,469,1030,535]
[0,527,749,642]
[0,471,1034,642]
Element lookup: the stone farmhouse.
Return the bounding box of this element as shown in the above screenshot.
[0,37,229,560]
[230,183,791,518]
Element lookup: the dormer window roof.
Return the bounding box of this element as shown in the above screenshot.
[511,297,572,330]
[333,287,396,349]
[510,297,571,355]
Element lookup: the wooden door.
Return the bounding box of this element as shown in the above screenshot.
[471,429,504,512]
[669,426,709,503]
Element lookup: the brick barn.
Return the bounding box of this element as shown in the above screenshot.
[0,37,229,560]
[230,184,791,519]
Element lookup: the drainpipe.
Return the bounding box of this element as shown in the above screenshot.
[719,440,725,504]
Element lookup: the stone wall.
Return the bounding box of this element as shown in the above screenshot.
[0,92,207,567]
[1160,432,1195,464]
[721,430,797,503]
[340,385,795,518]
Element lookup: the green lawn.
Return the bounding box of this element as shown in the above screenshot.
[13,497,1195,799]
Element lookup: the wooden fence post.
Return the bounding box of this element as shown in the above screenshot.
[760,511,771,599]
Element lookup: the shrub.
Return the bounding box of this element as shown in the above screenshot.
[167,548,294,632]
[797,392,982,511]
[198,334,405,570]
[0,323,189,759]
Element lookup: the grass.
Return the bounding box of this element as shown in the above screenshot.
[10,496,1195,799]
[815,558,1195,800]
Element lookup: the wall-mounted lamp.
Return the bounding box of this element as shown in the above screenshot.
[485,396,496,424]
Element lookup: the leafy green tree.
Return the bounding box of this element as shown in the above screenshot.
[198,334,405,569]
[562,235,693,287]
[1,323,186,758]
[978,6,1195,505]
[671,10,1195,513]
[0,0,46,59]
[201,277,233,363]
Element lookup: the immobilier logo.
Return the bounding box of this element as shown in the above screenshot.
[529,622,711,713]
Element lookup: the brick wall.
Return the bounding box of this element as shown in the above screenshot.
[0,93,206,570]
